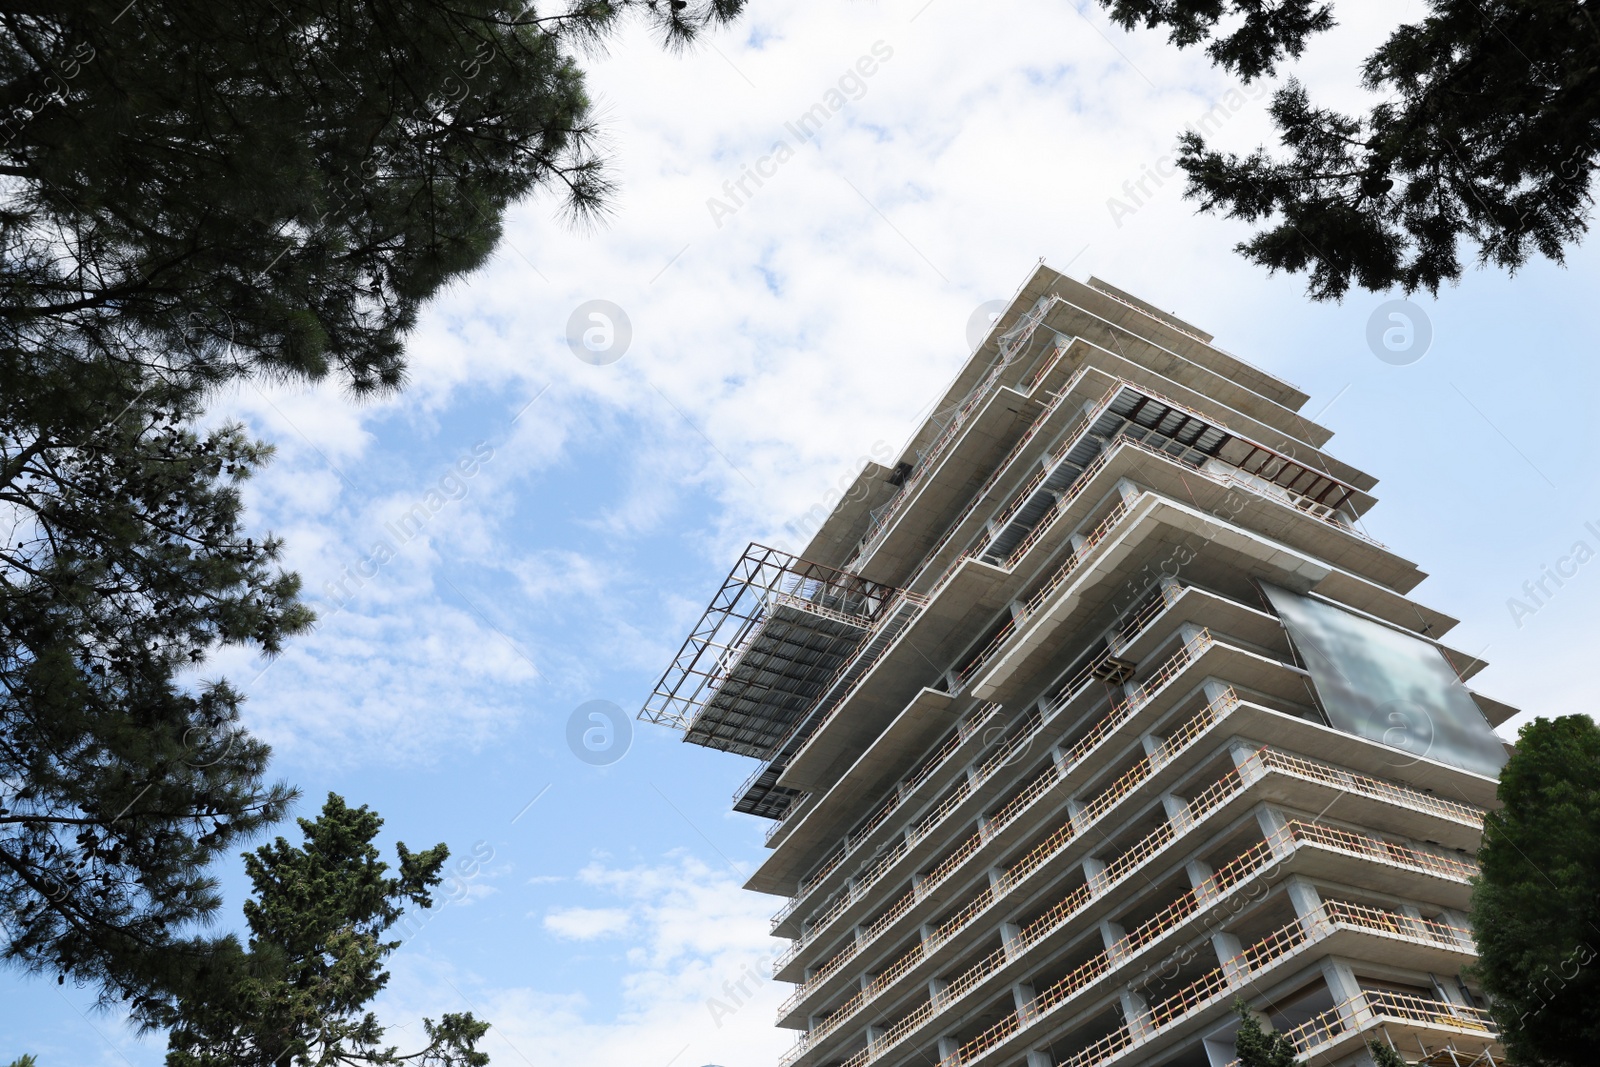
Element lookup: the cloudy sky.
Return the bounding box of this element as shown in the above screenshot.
[11,1,1600,1064]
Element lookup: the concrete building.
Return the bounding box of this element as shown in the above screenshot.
[641,266,1512,1067]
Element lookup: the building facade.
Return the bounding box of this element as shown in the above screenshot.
[641,267,1512,1067]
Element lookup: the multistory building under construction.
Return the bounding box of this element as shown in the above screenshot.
[642,266,1513,1067]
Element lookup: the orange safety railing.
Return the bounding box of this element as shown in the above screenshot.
[1228,990,1497,1067]
[776,745,1479,1035]
[901,373,1112,592]
[773,703,1003,930]
[959,897,1480,1067]
[776,693,1243,1019]
[848,303,1056,567]
[1256,749,1484,827]
[784,820,1479,1067]
[956,497,1144,686]
[775,646,1223,982]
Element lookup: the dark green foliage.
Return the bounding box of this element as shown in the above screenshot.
[1367,1039,1408,1067]
[0,0,747,1017]
[1101,0,1600,299]
[1471,715,1600,1067]
[164,793,487,1067]
[1232,999,1302,1067]
[0,359,308,1015]
[1,0,747,396]
[1101,0,1334,82]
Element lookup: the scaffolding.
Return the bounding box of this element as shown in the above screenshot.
[639,543,899,759]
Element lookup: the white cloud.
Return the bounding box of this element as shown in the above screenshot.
[543,906,633,941]
[382,854,791,1067]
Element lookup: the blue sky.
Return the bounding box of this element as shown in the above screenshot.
[9,1,1600,1064]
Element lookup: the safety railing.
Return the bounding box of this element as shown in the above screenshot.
[900,373,1111,593]
[766,794,813,845]
[1231,990,1496,1067]
[1107,581,1185,655]
[848,302,1055,568]
[954,497,1143,686]
[777,745,1479,1037]
[1256,749,1484,828]
[775,637,1220,980]
[960,895,1480,1067]
[772,703,1004,931]
[776,690,1244,1019]
[1283,818,1480,883]
[772,585,932,772]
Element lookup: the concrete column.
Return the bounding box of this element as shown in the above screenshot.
[1178,622,1206,647]
[1140,732,1166,765]
[1284,877,1322,920]
[936,1037,961,1066]
[1432,974,1471,1006]
[1114,477,1142,505]
[865,1024,887,1051]
[1120,989,1154,1039]
[988,866,1009,891]
[965,762,982,789]
[859,972,877,992]
[920,923,939,946]
[1321,958,1364,1008]
[1100,919,1128,962]
[851,924,868,946]
[928,977,949,1007]
[1082,856,1107,893]
[1161,792,1192,832]
[1439,907,1473,939]
[1000,921,1024,960]
[1202,679,1234,706]
[1027,1052,1053,1067]
[1212,931,1247,983]
[1068,533,1088,554]
[1012,982,1037,1023]
[1255,804,1290,840]
[1185,859,1216,902]
[1065,796,1089,834]
[1228,740,1263,782]
[1049,742,1070,772]
[1120,677,1143,705]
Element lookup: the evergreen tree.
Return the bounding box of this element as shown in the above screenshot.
[0,0,747,1013]
[1232,999,1302,1067]
[1,359,307,1016]
[1367,1039,1408,1067]
[1,0,746,395]
[1099,1,1600,299]
[164,793,487,1067]
[1471,715,1600,1067]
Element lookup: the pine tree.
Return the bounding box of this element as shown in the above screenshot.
[0,0,747,1014]
[1100,1,1600,299]
[163,794,488,1067]
[1,0,747,395]
[1,359,308,1017]
[1232,999,1302,1067]
[1367,1039,1408,1067]
[1471,715,1600,1067]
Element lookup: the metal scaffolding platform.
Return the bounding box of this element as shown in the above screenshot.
[640,544,900,759]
